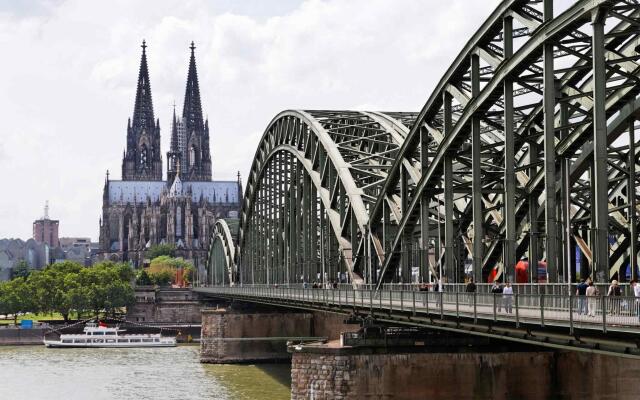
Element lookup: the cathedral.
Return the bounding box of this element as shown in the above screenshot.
[99,41,242,270]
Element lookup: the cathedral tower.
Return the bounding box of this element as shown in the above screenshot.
[122,41,163,181]
[168,42,212,182]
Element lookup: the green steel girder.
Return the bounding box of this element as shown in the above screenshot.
[235,110,417,286]
[207,219,237,285]
[371,0,640,288]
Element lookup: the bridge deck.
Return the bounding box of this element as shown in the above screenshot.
[195,286,640,357]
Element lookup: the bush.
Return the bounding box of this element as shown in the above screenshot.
[136,269,152,286]
[149,269,173,287]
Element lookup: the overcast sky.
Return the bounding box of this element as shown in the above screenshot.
[0,0,528,241]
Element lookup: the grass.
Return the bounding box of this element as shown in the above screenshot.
[0,312,78,325]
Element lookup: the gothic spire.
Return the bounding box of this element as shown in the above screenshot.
[182,41,204,133]
[170,104,179,153]
[132,40,155,131]
[123,40,163,181]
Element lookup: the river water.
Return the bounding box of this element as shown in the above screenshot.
[0,345,291,400]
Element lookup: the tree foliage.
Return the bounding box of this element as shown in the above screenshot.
[145,256,193,287]
[11,260,31,279]
[0,278,33,323]
[0,261,135,322]
[135,269,152,286]
[146,244,176,259]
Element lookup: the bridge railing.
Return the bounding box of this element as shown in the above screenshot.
[219,282,629,297]
[198,285,640,334]
[377,283,629,296]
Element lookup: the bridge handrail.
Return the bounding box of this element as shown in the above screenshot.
[196,284,640,335]
[225,282,631,296]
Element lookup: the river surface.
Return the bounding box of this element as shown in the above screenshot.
[0,345,291,400]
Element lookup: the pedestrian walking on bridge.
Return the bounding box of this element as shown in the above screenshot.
[607,280,622,315]
[502,282,513,314]
[632,280,640,322]
[491,281,503,312]
[586,281,598,317]
[466,278,476,308]
[576,279,588,315]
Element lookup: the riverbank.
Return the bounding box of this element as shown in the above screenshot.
[0,326,46,345]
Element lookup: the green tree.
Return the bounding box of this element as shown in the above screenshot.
[0,278,33,324]
[136,269,152,286]
[77,263,134,318]
[149,269,173,287]
[26,261,135,321]
[146,256,194,287]
[146,244,176,259]
[11,260,31,279]
[28,261,84,321]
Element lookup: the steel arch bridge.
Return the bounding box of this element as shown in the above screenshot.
[208,0,640,289]
[207,219,237,285]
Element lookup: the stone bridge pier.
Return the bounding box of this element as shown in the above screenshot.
[199,302,357,364]
[289,334,640,400]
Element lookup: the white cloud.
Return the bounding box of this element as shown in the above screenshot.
[0,0,517,240]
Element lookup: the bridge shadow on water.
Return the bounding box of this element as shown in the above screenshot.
[201,362,291,399]
[255,362,292,387]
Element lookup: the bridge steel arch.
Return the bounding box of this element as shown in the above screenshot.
[207,219,237,286]
[235,110,418,286]
[366,0,640,288]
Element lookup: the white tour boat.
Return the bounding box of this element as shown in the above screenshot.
[44,322,176,348]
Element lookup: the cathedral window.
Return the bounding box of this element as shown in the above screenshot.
[176,206,182,237]
[189,145,197,167]
[140,144,148,167]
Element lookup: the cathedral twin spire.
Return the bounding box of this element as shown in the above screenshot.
[122,40,212,183]
[132,41,155,131]
[170,41,212,182]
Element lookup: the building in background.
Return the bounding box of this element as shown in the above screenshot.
[0,238,50,281]
[0,209,99,281]
[58,237,99,266]
[99,42,242,271]
[32,201,59,247]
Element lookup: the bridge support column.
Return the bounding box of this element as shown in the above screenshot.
[291,341,553,400]
[471,53,484,284]
[291,340,640,400]
[630,117,638,281]
[200,307,313,364]
[592,8,609,281]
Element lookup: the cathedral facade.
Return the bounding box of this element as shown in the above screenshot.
[99,41,242,270]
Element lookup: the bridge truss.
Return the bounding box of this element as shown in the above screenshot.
[207,0,640,288]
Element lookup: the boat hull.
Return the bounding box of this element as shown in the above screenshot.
[44,340,176,348]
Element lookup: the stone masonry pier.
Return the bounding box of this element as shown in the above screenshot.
[290,340,640,400]
[200,307,314,363]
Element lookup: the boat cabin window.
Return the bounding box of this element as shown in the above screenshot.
[106,339,116,343]
[142,339,153,343]
[93,339,104,343]
[117,339,128,343]
[130,339,141,343]
[154,339,159,342]
[105,332,116,335]
[62,339,73,344]
[93,332,104,335]
[75,339,86,343]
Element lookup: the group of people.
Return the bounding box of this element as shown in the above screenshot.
[301,280,339,289]
[487,281,514,313]
[576,278,640,319]
[299,275,640,322]
[574,278,601,317]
